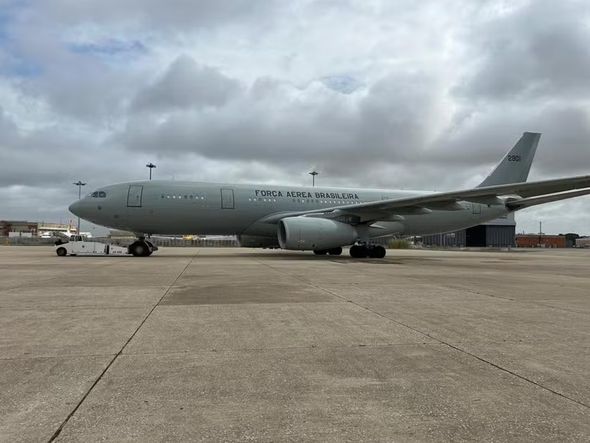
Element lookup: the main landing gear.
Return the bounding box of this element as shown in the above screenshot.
[349,244,386,259]
[313,247,343,256]
[129,238,157,257]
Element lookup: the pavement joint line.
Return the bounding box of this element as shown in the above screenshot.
[0,353,118,361]
[324,258,590,319]
[433,337,590,410]
[119,342,441,356]
[388,271,590,314]
[47,254,197,443]
[258,259,590,411]
[117,338,590,357]
[0,305,157,310]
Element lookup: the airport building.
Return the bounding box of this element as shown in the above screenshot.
[1,220,76,238]
[421,214,516,248]
[0,220,39,238]
[515,234,566,248]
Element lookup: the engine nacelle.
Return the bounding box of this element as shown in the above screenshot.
[278,217,358,250]
[237,235,280,248]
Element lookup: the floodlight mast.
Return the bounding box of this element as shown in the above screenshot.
[73,180,86,235]
[309,170,319,187]
[146,162,156,180]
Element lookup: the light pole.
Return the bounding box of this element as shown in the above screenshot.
[309,170,319,187]
[146,162,156,180]
[73,181,86,235]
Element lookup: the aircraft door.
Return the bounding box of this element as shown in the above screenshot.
[127,185,143,207]
[472,203,481,215]
[220,188,235,209]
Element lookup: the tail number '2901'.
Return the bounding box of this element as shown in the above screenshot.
[508,155,521,162]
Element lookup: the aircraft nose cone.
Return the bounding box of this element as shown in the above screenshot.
[69,200,82,216]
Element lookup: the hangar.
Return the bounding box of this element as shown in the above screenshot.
[421,214,516,248]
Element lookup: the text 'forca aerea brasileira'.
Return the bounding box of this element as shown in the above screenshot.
[254,189,360,200]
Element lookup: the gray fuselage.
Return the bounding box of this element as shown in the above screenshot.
[70,181,511,240]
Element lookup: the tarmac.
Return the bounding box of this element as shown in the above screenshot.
[0,246,589,442]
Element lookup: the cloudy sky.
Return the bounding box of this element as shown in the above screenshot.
[0,0,589,235]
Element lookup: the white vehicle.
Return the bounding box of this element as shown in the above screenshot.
[55,238,133,256]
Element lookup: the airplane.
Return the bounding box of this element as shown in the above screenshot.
[69,132,590,258]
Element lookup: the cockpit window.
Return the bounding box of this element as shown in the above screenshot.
[91,192,98,197]
[98,191,106,198]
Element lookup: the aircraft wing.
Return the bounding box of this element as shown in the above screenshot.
[258,174,590,223]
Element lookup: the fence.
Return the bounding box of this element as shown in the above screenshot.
[150,238,239,248]
[1,237,58,246]
[0,236,240,247]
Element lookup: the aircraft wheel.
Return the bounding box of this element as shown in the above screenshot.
[328,247,342,256]
[56,247,67,257]
[370,245,386,259]
[313,249,328,256]
[130,241,150,257]
[349,245,368,258]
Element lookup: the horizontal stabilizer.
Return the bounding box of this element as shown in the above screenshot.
[506,188,590,210]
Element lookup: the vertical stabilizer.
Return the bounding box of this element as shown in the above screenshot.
[478,132,541,187]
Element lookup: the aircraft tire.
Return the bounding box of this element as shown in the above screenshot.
[371,245,386,259]
[130,241,150,257]
[145,240,155,256]
[313,249,328,256]
[56,247,67,257]
[349,245,368,258]
[328,247,343,256]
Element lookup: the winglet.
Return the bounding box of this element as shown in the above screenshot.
[478,132,541,187]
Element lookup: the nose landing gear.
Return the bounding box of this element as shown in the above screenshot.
[129,238,157,257]
[349,244,386,259]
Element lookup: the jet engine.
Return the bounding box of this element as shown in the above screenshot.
[278,217,358,250]
[237,235,280,248]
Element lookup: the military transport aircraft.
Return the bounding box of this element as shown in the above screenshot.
[69,132,590,258]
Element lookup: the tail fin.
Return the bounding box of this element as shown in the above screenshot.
[478,132,541,187]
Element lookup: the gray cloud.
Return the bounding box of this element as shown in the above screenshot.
[121,69,443,169]
[457,0,590,100]
[0,107,18,142]
[36,0,279,31]
[132,55,241,112]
